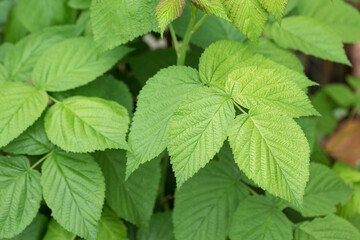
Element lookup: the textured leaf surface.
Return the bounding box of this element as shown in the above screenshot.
[33,37,131,92]
[296,163,352,217]
[91,0,159,52]
[0,82,47,148]
[155,0,185,33]
[126,66,201,176]
[45,96,129,153]
[199,40,315,89]
[228,106,310,205]
[173,156,249,240]
[41,151,105,240]
[11,213,49,240]
[190,0,228,20]
[97,207,127,240]
[222,0,268,42]
[3,117,53,155]
[95,150,161,227]
[230,196,292,240]
[0,156,42,238]
[294,215,360,240]
[168,87,235,186]
[297,0,360,43]
[138,212,175,240]
[43,219,75,240]
[226,66,318,117]
[260,0,289,22]
[3,25,82,82]
[265,16,350,65]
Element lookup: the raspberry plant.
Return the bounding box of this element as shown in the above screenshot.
[0,0,360,239]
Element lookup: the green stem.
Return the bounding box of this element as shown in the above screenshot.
[48,95,60,104]
[192,15,208,34]
[169,24,180,57]
[231,99,247,115]
[29,151,53,170]
[244,183,258,195]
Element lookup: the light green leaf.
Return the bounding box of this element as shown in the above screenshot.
[126,66,202,177]
[91,0,159,52]
[10,213,49,240]
[228,106,310,206]
[33,37,132,92]
[41,151,105,240]
[173,6,245,49]
[265,16,351,65]
[229,196,292,240]
[45,96,129,153]
[0,156,42,239]
[294,163,353,217]
[190,0,229,20]
[15,0,75,32]
[0,43,13,63]
[3,117,53,156]
[3,25,82,82]
[324,84,356,108]
[333,162,360,185]
[68,0,91,9]
[294,215,360,240]
[226,66,318,118]
[138,212,175,240]
[173,156,249,240]
[0,82,48,148]
[259,0,289,22]
[347,76,360,90]
[297,0,360,43]
[95,150,161,227]
[43,219,75,240]
[199,40,315,90]
[221,0,268,42]
[168,87,235,187]
[97,207,128,240]
[155,0,185,34]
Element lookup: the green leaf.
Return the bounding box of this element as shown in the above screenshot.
[41,151,105,240]
[43,219,75,240]
[221,0,268,42]
[294,215,360,240]
[296,117,318,153]
[228,106,310,206]
[264,16,351,65]
[226,66,318,118]
[173,156,249,240]
[347,76,360,90]
[333,162,360,184]
[255,38,304,72]
[10,213,49,240]
[199,40,315,90]
[126,66,202,176]
[259,0,289,22]
[3,7,28,43]
[138,212,175,240]
[0,82,48,148]
[3,25,82,82]
[33,37,132,92]
[0,156,42,239]
[68,0,91,9]
[0,42,13,63]
[190,0,229,20]
[324,84,356,108]
[95,150,161,227]
[229,196,293,240]
[294,163,353,217]
[297,0,360,43]
[173,6,245,49]
[97,207,128,240]
[45,96,129,153]
[3,117,53,156]
[155,0,185,34]
[15,0,75,32]
[91,0,159,52]
[168,87,235,186]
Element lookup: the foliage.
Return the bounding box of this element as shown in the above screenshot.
[0,0,360,239]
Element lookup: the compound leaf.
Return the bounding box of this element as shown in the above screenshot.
[228,106,310,206]
[0,156,42,239]
[0,82,48,148]
[33,37,131,92]
[41,151,105,240]
[126,66,202,177]
[45,96,129,153]
[95,150,161,227]
[173,156,249,240]
[168,87,235,187]
[229,196,292,240]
